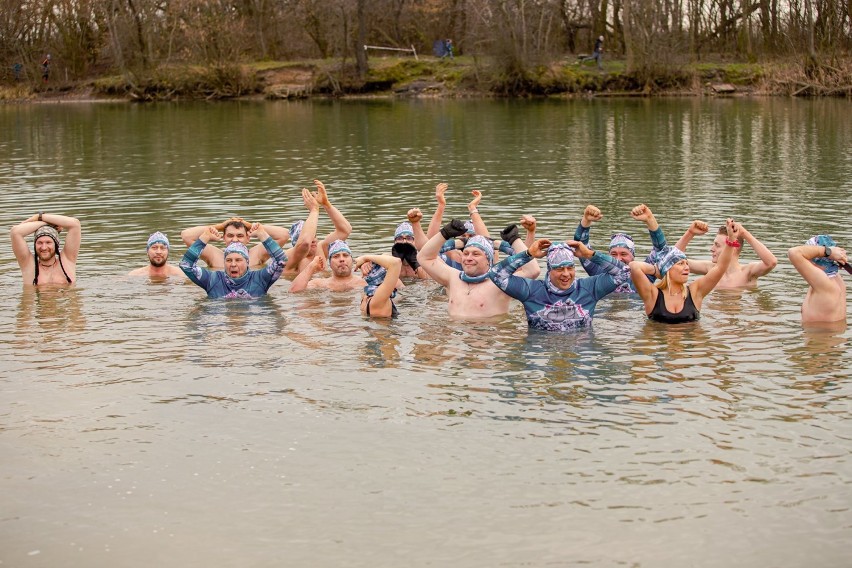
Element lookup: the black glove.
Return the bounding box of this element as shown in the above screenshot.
[392,242,420,270]
[440,219,468,241]
[500,223,520,245]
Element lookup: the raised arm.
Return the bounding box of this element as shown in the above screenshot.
[418,219,467,287]
[573,205,602,244]
[179,227,218,289]
[10,216,42,271]
[407,208,428,250]
[630,204,666,250]
[487,238,552,302]
[356,255,402,306]
[569,239,630,292]
[501,223,540,279]
[629,261,660,313]
[787,245,847,292]
[248,223,288,283]
[426,182,448,239]
[520,215,537,248]
[739,223,778,278]
[674,220,708,253]
[289,255,325,292]
[284,188,320,272]
[692,219,738,300]
[467,190,490,238]
[314,179,352,254]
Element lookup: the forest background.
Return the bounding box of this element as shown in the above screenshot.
[1,0,850,100]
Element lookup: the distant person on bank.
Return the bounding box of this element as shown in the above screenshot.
[787,235,849,324]
[128,232,185,278]
[180,224,286,298]
[10,212,81,285]
[578,36,604,69]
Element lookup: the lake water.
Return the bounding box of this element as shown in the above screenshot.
[0,98,850,567]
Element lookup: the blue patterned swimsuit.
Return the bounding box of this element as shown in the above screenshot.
[180,238,287,298]
[488,250,630,331]
[573,224,668,293]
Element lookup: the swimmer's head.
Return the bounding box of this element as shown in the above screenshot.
[656,246,689,285]
[223,221,249,245]
[363,263,393,298]
[461,235,493,277]
[546,243,576,290]
[328,240,353,276]
[33,225,60,262]
[806,235,839,275]
[711,224,743,262]
[394,222,415,244]
[609,233,635,263]
[223,242,250,278]
[147,232,170,267]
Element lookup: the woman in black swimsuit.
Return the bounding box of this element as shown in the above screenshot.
[629,219,740,324]
[355,254,402,318]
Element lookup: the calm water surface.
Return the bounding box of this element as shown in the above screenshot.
[1,99,850,567]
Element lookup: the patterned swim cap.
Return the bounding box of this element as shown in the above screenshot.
[656,246,688,278]
[290,220,304,245]
[464,220,475,235]
[394,222,414,239]
[609,233,635,256]
[147,231,170,250]
[806,235,839,275]
[546,243,575,269]
[328,239,352,259]
[464,235,494,264]
[223,242,249,262]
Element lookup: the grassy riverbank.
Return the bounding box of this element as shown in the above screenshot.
[2,55,850,102]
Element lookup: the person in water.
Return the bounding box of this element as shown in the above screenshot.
[629,219,740,324]
[486,238,630,331]
[180,217,290,269]
[289,239,367,292]
[284,180,353,275]
[128,232,185,278]
[11,212,81,286]
[572,203,667,293]
[675,220,777,288]
[356,254,403,318]
[180,224,286,298]
[390,215,429,279]
[417,219,536,318]
[787,235,848,324]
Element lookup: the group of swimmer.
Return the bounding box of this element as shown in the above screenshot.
[10,180,850,329]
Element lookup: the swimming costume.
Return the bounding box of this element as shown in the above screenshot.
[365,296,399,318]
[648,288,699,324]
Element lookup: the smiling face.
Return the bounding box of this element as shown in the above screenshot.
[461,247,490,277]
[147,243,169,267]
[225,252,248,278]
[34,236,57,262]
[548,265,576,290]
[609,246,634,263]
[330,252,353,277]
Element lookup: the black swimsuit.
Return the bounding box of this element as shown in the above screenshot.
[649,288,699,324]
[365,296,399,318]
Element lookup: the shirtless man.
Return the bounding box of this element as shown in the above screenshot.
[675,220,777,288]
[10,212,81,285]
[289,240,366,292]
[285,179,352,275]
[417,219,536,318]
[128,232,185,278]
[787,235,848,324]
[180,217,290,269]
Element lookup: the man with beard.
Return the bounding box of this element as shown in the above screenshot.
[417,219,536,318]
[289,240,366,292]
[11,212,81,286]
[180,216,291,269]
[128,232,185,278]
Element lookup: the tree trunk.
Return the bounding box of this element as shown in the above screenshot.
[356,0,368,78]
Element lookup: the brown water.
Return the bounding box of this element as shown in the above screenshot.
[0,98,850,567]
